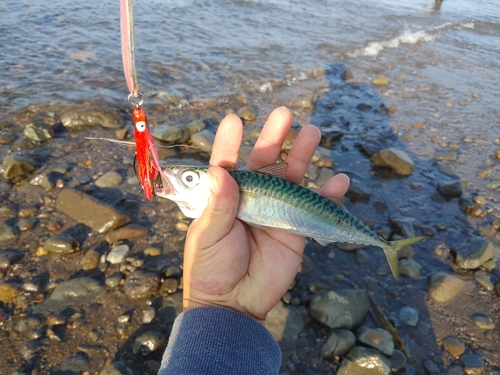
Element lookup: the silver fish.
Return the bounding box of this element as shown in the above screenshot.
[155,163,425,279]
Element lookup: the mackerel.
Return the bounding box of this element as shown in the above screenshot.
[155,163,425,279]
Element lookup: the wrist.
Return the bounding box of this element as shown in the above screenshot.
[183,298,266,324]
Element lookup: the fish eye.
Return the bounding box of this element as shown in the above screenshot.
[181,170,200,188]
[135,121,146,132]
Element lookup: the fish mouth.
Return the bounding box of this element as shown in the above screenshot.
[153,171,171,196]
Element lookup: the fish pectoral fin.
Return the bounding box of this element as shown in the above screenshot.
[313,237,331,247]
[255,162,289,178]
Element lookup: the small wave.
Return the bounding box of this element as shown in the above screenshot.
[347,22,474,57]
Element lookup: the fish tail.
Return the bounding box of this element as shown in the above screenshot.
[384,236,426,280]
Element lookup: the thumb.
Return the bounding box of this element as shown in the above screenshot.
[193,166,240,246]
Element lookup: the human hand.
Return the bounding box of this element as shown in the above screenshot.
[182,107,350,323]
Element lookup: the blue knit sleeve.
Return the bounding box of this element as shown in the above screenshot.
[158,307,281,375]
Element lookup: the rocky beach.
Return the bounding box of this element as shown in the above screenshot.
[1,0,499,374]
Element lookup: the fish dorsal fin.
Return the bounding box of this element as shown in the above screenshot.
[255,162,288,178]
[330,197,347,210]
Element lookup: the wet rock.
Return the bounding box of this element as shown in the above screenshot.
[123,270,160,299]
[316,168,335,188]
[345,179,371,201]
[99,361,141,375]
[0,250,24,269]
[142,307,156,324]
[161,278,179,294]
[337,346,391,375]
[427,272,466,303]
[132,331,167,356]
[23,122,54,142]
[0,222,19,243]
[400,258,423,279]
[31,277,105,315]
[356,103,373,111]
[398,306,419,326]
[29,174,54,189]
[442,336,466,356]
[453,237,495,269]
[434,151,457,161]
[265,301,307,350]
[0,283,21,303]
[105,272,124,288]
[424,359,441,374]
[151,124,191,143]
[18,217,37,231]
[357,326,394,356]
[106,244,130,264]
[43,233,79,254]
[321,329,356,358]
[60,108,122,129]
[473,270,494,291]
[80,249,100,271]
[165,266,182,278]
[51,353,90,375]
[237,106,257,122]
[310,289,369,329]
[56,188,131,233]
[355,249,372,264]
[371,148,414,175]
[190,129,215,153]
[447,365,465,375]
[471,313,495,330]
[461,354,483,375]
[389,215,416,238]
[95,171,122,188]
[144,247,161,257]
[438,180,463,198]
[16,316,44,334]
[371,76,389,86]
[104,224,148,244]
[2,153,37,181]
[390,350,407,372]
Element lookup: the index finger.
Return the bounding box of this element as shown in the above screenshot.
[210,114,243,168]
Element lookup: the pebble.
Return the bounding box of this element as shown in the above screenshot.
[400,258,423,279]
[371,148,414,175]
[60,107,122,129]
[473,270,494,291]
[371,76,389,86]
[434,151,457,161]
[321,329,356,358]
[2,153,37,181]
[473,196,486,205]
[461,354,484,375]
[152,124,191,143]
[105,272,124,288]
[56,188,131,233]
[357,326,394,356]
[95,171,123,188]
[337,346,392,375]
[51,353,91,374]
[424,359,441,375]
[427,272,466,303]
[316,168,335,188]
[80,249,100,271]
[0,250,24,269]
[471,313,495,330]
[31,277,105,315]
[106,244,130,264]
[161,278,179,294]
[29,174,54,190]
[123,270,160,299]
[310,289,369,329]
[236,106,257,122]
[43,233,79,254]
[17,218,36,231]
[390,350,407,372]
[104,224,148,244]
[175,222,189,232]
[99,361,141,375]
[0,222,18,243]
[345,178,371,201]
[453,237,495,269]
[398,306,419,326]
[143,307,156,324]
[23,122,54,142]
[389,215,416,238]
[165,266,182,278]
[132,331,167,356]
[265,301,307,350]
[355,249,371,264]
[438,180,463,198]
[0,283,20,304]
[442,336,466,356]
[190,129,215,152]
[144,247,161,257]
